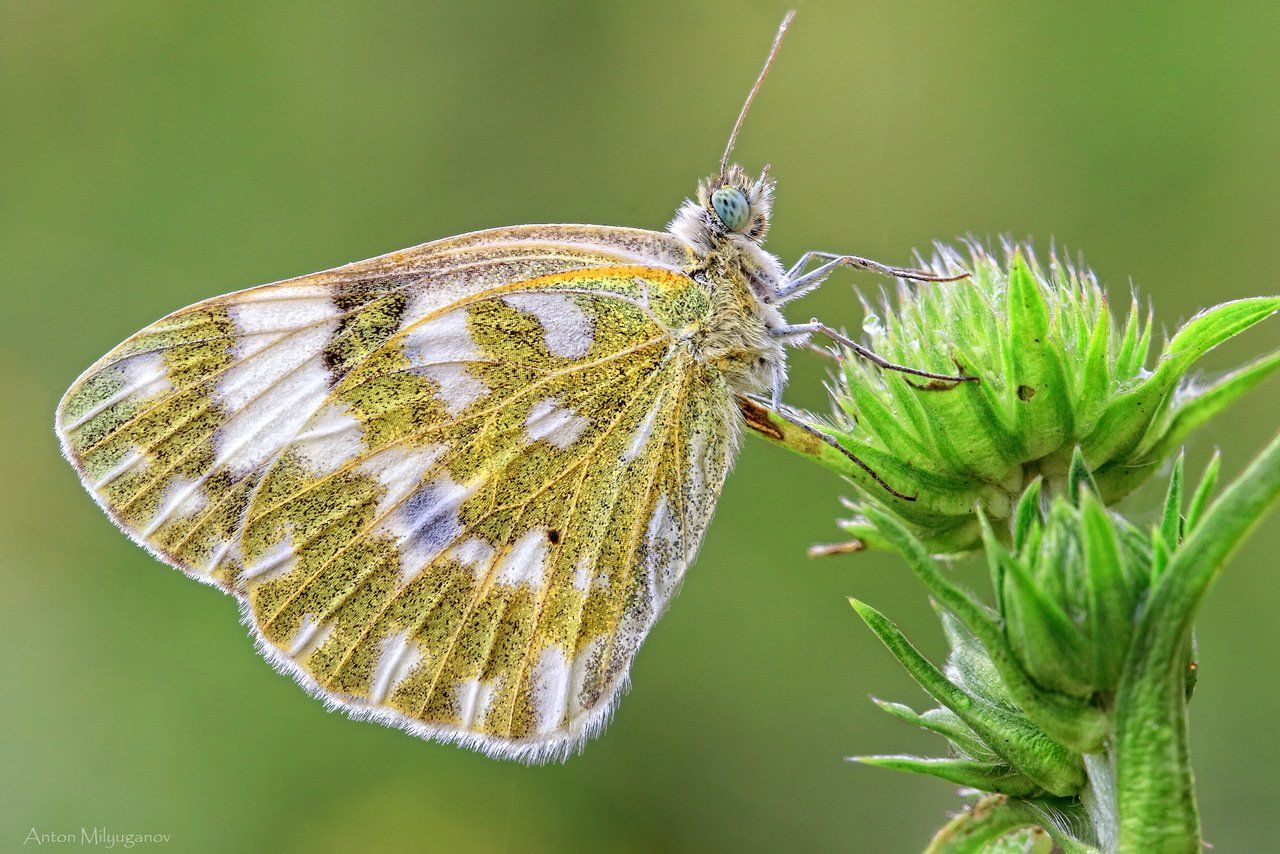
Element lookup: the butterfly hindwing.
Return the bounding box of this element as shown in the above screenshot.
[56,227,737,760]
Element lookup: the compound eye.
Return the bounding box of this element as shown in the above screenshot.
[710,186,750,232]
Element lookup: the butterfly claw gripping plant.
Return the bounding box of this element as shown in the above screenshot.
[767,243,1280,852]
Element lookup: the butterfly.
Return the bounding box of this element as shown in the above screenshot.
[55,11,971,762]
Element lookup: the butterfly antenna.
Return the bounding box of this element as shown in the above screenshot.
[719,10,796,181]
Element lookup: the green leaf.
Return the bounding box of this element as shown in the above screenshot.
[867,506,1107,752]
[1136,348,1280,463]
[1115,297,1144,379]
[979,507,1012,617]
[1157,453,1186,567]
[851,599,1085,797]
[1067,447,1099,505]
[1164,297,1280,363]
[852,756,1043,799]
[1080,492,1136,691]
[1184,451,1221,533]
[1007,254,1073,457]
[1077,301,1112,432]
[1133,305,1155,377]
[928,795,1045,854]
[1150,531,1171,583]
[1085,297,1280,463]
[1012,478,1044,552]
[837,359,932,462]
[999,549,1095,697]
[861,506,999,624]
[939,607,1017,708]
[872,698,993,759]
[926,795,1096,854]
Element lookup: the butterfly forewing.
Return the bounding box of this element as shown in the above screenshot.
[56,227,736,760]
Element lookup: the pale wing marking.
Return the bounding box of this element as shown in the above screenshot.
[499,357,684,734]
[290,358,657,685]
[243,332,669,551]
[253,336,673,641]
[239,328,669,535]
[307,348,677,698]
[588,355,695,694]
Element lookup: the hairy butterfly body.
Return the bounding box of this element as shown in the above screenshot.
[55,12,969,761]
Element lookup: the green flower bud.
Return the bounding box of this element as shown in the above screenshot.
[986,457,1150,699]
[814,241,1278,553]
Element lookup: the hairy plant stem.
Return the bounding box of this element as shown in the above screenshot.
[1110,430,1280,852]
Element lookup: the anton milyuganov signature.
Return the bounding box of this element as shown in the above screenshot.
[24,827,172,848]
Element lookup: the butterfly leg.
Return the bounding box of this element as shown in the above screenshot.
[774,251,968,304]
[771,362,785,409]
[770,320,978,387]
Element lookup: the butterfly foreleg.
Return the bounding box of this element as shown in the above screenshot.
[774,251,968,304]
[769,320,978,388]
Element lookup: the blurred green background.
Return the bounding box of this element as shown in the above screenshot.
[4,2,1279,851]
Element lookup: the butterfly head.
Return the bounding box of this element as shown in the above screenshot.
[670,13,791,252]
[705,165,774,240]
[669,164,774,250]
[665,10,793,253]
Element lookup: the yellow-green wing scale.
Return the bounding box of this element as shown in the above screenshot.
[56,226,737,760]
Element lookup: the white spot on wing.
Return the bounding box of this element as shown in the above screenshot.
[214,299,339,477]
[224,292,338,369]
[288,615,333,658]
[568,636,606,717]
[571,555,593,591]
[384,476,472,580]
[402,310,481,366]
[421,363,488,415]
[359,445,448,516]
[93,449,146,489]
[456,676,501,729]
[402,284,469,331]
[450,538,496,574]
[121,351,171,392]
[67,353,172,432]
[622,391,664,462]
[243,533,297,583]
[644,494,682,601]
[494,529,551,588]
[292,403,365,475]
[524,399,588,450]
[609,493,682,670]
[143,476,207,536]
[215,356,334,476]
[370,630,423,703]
[503,293,592,358]
[205,539,236,576]
[531,646,571,735]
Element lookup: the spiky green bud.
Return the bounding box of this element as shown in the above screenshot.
[851,442,1280,852]
[987,450,1200,700]
[804,241,1279,553]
